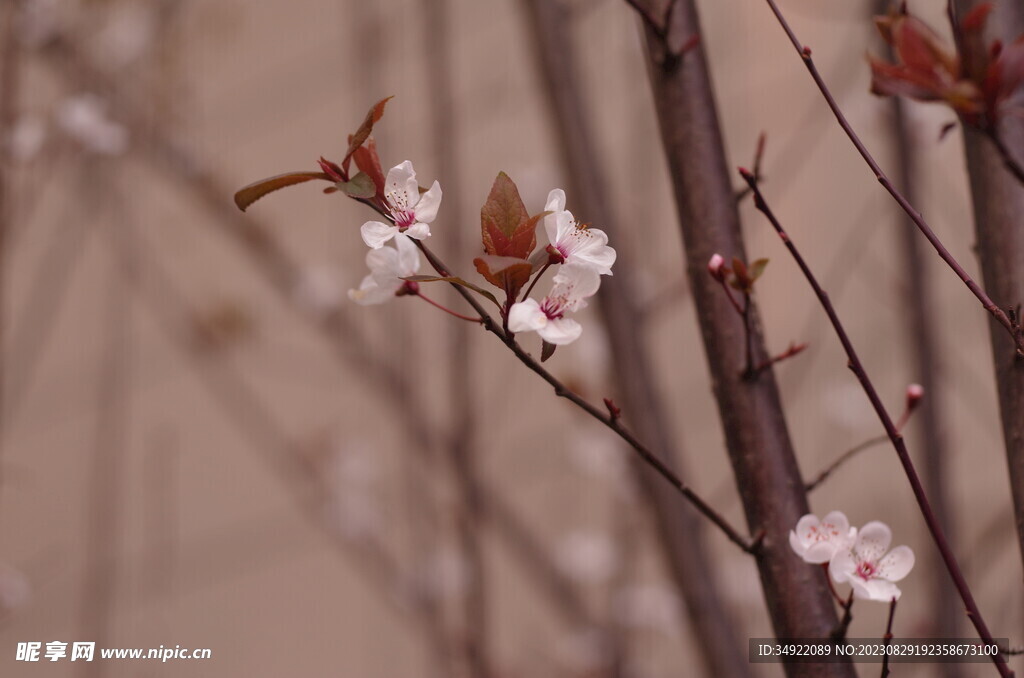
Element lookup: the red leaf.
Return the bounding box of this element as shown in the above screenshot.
[480,172,535,259]
[342,96,393,175]
[473,255,533,301]
[353,137,386,198]
[234,171,331,211]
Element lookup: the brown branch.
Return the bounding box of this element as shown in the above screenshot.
[880,597,897,678]
[951,0,1024,580]
[521,1,751,675]
[740,168,1013,678]
[0,0,23,502]
[636,2,853,672]
[879,0,964,662]
[804,435,888,493]
[761,0,1023,357]
[424,0,491,675]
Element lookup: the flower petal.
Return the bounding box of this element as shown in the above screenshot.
[545,188,566,213]
[403,222,431,241]
[393,234,421,276]
[854,521,892,562]
[877,545,914,583]
[349,274,397,305]
[538,317,583,345]
[852,577,901,602]
[386,160,418,206]
[361,221,398,249]
[829,548,856,583]
[508,299,547,333]
[414,180,443,223]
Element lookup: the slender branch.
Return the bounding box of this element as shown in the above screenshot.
[880,597,897,678]
[761,0,1023,357]
[413,237,754,553]
[740,168,1013,678]
[413,289,483,323]
[805,435,888,493]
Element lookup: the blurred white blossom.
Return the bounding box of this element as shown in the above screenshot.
[554,530,618,585]
[0,563,30,611]
[614,583,682,631]
[293,265,343,315]
[7,115,46,162]
[95,4,156,67]
[55,94,129,156]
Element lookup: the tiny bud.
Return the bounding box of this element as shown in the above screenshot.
[906,383,924,409]
[708,253,726,281]
[603,398,621,421]
[802,45,812,57]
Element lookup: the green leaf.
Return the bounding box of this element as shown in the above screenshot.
[480,172,535,259]
[336,172,376,199]
[749,257,769,282]
[342,96,393,174]
[233,171,331,211]
[402,275,500,308]
[541,340,557,362]
[474,255,533,301]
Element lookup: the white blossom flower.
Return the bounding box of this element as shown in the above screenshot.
[55,94,128,155]
[543,189,616,275]
[789,511,857,564]
[507,263,601,345]
[829,521,914,602]
[348,234,420,305]
[360,161,442,249]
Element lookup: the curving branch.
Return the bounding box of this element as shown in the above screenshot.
[741,168,1013,678]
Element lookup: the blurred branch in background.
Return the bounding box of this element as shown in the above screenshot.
[521,1,750,676]
[635,1,852,672]
[951,0,1024,575]
[876,0,963,664]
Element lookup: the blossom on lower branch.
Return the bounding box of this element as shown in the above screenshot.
[791,512,914,602]
[830,521,915,602]
[789,511,856,564]
[348,234,420,305]
[508,263,601,345]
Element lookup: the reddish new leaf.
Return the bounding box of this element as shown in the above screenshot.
[474,255,533,301]
[342,96,393,175]
[480,172,536,259]
[234,171,331,212]
[353,137,386,198]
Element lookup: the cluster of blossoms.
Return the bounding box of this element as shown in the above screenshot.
[790,511,915,602]
[349,162,616,346]
[507,189,616,345]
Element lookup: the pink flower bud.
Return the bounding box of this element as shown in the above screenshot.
[906,383,924,410]
[707,253,726,281]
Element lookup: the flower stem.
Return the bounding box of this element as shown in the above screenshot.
[521,262,550,302]
[880,597,897,678]
[410,239,755,553]
[414,290,483,323]
[740,168,1012,678]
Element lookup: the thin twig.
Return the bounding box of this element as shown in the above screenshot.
[413,240,754,553]
[805,435,888,492]
[740,168,1013,678]
[880,597,897,678]
[761,0,1024,357]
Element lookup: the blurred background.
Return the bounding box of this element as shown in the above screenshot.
[0,0,1021,676]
